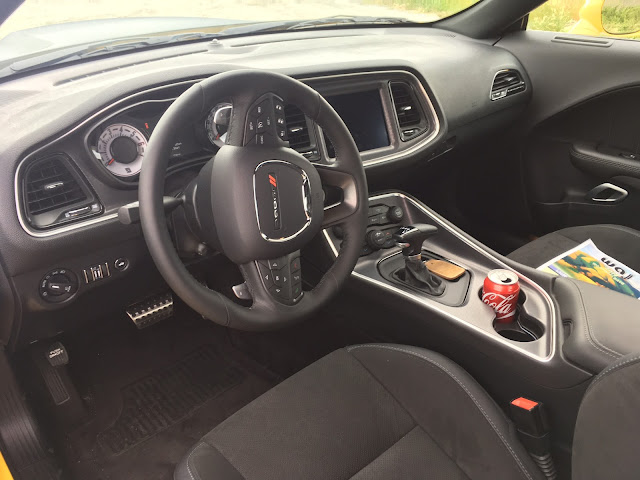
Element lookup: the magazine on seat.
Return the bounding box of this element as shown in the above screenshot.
[537,239,640,299]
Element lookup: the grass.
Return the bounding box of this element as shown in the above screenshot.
[602,5,640,34]
[366,0,480,19]
[528,0,584,32]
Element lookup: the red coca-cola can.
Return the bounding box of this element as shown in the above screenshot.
[482,269,520,323]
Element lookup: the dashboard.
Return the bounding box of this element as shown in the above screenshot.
[0,26,531,348]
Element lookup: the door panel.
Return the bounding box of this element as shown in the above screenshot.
[498,31,640,234]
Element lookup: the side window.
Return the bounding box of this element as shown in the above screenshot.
[528,0,640,39]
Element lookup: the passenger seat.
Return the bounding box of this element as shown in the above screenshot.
[507,224,640,271]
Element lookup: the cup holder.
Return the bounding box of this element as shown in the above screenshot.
[478,288,544,343]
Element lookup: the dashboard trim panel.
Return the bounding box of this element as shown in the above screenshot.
[15,71,441,238]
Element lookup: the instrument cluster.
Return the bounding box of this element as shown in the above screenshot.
[88,100,234,179]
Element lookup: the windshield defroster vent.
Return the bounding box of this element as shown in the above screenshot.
[490,69,526,101]
[22,154,102,230]
[390,82,428,141]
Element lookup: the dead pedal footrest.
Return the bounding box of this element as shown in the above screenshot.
[126,292,173,329]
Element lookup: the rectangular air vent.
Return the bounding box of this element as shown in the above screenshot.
[25,156,87,215]
[490,70,526,101]
[23,154,101,229]
[390,82,428,141]
[284,105,320,161]
[284,105,311,151]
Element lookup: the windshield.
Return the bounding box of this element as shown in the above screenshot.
[0,0,480,66]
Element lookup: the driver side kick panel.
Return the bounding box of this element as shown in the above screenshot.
[498,31,640,234]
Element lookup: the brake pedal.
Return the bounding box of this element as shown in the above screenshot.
[126,291,173,329]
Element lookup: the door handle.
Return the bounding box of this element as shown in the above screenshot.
[586,183,628,204]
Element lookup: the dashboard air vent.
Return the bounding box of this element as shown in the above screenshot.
[284,105,311,152]
[25,156,87,215]
[490,70,526,101]
[390,82,428,141]
[22,154,102,230]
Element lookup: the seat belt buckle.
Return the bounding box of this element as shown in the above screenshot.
[509,397,550,455]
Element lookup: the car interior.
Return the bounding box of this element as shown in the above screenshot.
[0,0,639,479]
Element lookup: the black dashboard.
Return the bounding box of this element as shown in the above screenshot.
[0,26,531,348]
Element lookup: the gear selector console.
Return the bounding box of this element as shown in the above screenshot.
[391,224,445,296]
[323,192,555,362]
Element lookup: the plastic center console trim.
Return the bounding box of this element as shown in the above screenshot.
[323,192,557,362]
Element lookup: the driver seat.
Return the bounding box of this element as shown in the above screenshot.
[175,344,640,480]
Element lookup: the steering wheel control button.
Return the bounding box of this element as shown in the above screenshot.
[253,100,269,117]
[269,284,288,300]
[114,258,129,271]
[244,94,288,147]
[273,268,289,288]
[257,262,274,286]
[267,257,285,270]
[40,269,78,303]
[292,272,302,284]
[232,283,252,301]
[290,257,301,273]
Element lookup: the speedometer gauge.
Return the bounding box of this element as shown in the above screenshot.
[97,123,147,177]
[205,103,232,147]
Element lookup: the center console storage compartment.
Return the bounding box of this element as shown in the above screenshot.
[554,277,640,373]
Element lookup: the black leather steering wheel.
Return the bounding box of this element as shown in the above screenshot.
[139,70,368,330]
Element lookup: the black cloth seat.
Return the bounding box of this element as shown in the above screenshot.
[507,224,640,270]
[175,344,545,480]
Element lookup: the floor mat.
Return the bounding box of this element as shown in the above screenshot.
[97,345,245,456]
[55,311,278,480]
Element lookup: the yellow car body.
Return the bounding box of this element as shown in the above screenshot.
[0,452,12,480]
[570,0,640,38]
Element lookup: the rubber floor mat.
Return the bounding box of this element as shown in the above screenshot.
[97,345,245,455]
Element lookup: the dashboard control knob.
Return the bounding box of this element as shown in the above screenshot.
[366,229,386,250]
[388,206,404,223]
[40,269,78,303]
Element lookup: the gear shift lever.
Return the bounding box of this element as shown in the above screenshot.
[393,224,445,295]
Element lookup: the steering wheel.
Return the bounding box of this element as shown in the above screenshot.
[139,70,368,331]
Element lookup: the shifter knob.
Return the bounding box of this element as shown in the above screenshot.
[393,224,439,257]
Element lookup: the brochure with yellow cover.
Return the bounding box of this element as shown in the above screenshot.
[537,239,640,299]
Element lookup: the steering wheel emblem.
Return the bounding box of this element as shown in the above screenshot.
[268,173,281,230]
[254,160,311,242]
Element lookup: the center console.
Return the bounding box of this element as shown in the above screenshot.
[323,192,556,361]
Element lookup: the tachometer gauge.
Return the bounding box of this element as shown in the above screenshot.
[205,103,232,147]
[97,123,147,177]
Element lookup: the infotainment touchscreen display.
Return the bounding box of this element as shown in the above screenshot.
[324,90,389,156]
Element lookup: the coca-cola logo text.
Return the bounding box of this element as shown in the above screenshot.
[482,292,517,319]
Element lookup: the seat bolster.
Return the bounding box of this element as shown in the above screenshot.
[573,352,640,480]
[175,441,244,480]
[347,344,545,480]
